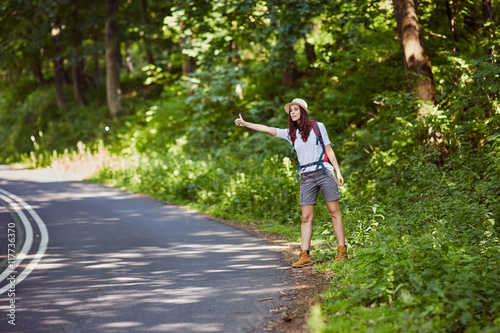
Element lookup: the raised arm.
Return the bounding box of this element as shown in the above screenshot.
[234,113,277,136]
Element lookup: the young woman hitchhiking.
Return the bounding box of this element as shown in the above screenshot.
[234,98,347,267]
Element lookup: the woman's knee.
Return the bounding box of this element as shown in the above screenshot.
[302,216,313,224]
[301,212,314,224]
[301,205,314,224]
[326,201,341,218]
[329,208,339,218]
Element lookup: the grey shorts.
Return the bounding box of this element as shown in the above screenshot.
[300,169,340,205]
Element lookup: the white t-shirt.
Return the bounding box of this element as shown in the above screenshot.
[275,122,334,174]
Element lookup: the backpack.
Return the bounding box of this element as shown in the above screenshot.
[291,121,332,181]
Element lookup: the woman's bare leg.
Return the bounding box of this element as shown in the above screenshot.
[300,205,314,250]
[325,200,345,246]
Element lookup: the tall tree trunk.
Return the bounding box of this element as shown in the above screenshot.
[281,66,293,88]
[305,40,316,64]
[393,0,436,111]
[52,20,67,109]
[482,0,493,56]
[182,56,196,75]
[482,0,492,21]
[63,68,72,84]
[71,60,87,105]
[445,1,458,52]
[281,46,295,88]
[71,11,87,105]
[93,23,102,87]
[279,27,295,88]
[33,50,45,85]
[91,3,102,87]
[139,0,155,65]
[105,0,122,119]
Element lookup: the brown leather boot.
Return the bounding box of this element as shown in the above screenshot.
[335,245,348,262]
[292,249,312,268]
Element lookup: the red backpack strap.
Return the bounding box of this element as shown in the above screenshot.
[311,121,320,138]
[312,121,330,164]
[311,121,323,145]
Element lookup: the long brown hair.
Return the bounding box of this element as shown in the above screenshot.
[288,106,312,143]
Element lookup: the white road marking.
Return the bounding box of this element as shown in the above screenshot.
[0,188,49,295]
[0,192,33,279]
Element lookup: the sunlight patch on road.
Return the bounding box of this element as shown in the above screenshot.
[40,317,71,325]
[146,286,216,305]
[33,263,67,270]
[102,321,143,328]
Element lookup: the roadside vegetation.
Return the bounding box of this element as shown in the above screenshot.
[1,0,499,331]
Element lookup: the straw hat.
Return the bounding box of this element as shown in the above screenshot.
[285,98,310,114]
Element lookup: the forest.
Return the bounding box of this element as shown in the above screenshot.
[1,0,499,331]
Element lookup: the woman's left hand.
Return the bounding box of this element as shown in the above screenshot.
[337,173,344,186]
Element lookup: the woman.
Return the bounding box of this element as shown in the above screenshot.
[235,98,347,267]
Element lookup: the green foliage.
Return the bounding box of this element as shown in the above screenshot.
[91,140,301,227]
[312,142,500,332]
[308,53,500,331]
[0,80,108,166]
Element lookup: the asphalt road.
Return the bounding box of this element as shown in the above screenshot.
[0,166,294,333]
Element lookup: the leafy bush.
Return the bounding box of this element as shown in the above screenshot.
[0,80,108,166]
[307,55,500,331]
[91,142,302,228]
